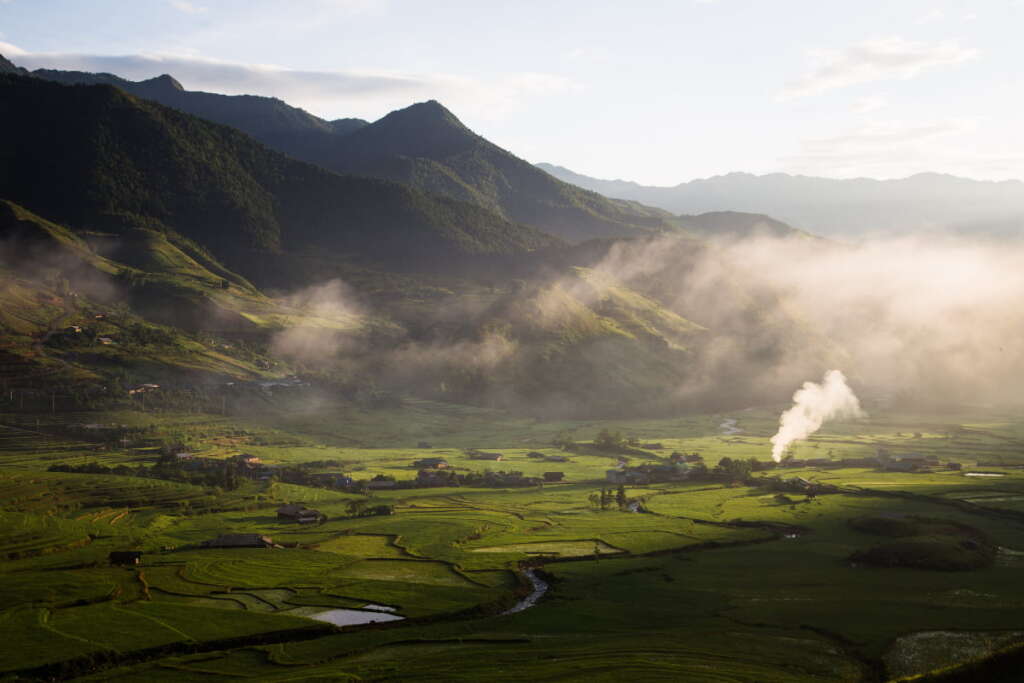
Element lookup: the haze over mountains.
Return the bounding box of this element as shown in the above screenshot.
[30,64,675,243]
[3,50,1023,418]
[539,163,1024,239]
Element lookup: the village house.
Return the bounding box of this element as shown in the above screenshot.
[413,457,449,469]
[417,469,456,487]
[545,455,569,463]
[108,550,142,565]
[543,472,565,482]
[468,451,503,461]
[276,504,324,524]
[202,534,275,549]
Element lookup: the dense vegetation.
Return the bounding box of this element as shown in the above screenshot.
[25,64,679,243]
[0,74,558,281]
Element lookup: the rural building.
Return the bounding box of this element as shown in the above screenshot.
[527,451,546,459]
[233,454,261,465]
[543,472,565,482]
[641,443,664,450]
[606,469,628,484]
[947,462,963,470]
[202,534,274,549]
[413,457,449,469]
[366,479,397,490]
[417,469,455,486]
[684,453,703,463]
[276,504,324,524]
[417,441,433,448]
[108,551,142,565]
[469,451,503,461]
[545,455,569,463]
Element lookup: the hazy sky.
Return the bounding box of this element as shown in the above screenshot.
[2,0,1021,184]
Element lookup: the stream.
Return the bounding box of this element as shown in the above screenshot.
[720,418,741,435]
[501,568,549,615]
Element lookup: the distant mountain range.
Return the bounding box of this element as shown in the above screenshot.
[538,164,1024,238]
[27,63,674,243]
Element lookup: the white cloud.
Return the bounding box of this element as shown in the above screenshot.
[0,40,26,55]
[917,8,945,23]
[4,45,577,122]
[780,37,978,100]
[168,0,207,14]
[780,119,1024,179]
[852,95,887,114]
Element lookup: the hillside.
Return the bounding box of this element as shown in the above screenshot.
[16,58,676,243]
[537,163,1024,237]
[0,73,558,287]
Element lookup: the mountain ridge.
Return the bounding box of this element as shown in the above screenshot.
[12,54,679,244]
[537,163,1024,237]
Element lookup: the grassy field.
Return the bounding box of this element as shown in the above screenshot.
[2,400,1024,680]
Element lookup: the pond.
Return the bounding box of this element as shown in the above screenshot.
[308,609,405,626]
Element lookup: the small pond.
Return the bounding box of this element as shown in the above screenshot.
[308,609,405,626]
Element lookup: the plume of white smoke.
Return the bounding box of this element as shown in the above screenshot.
[770,369,865,462]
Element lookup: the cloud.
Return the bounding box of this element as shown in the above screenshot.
[917,8,945,23]
[2,43,576,121]
[852,95,887,114]
[168,0,207,14]
[780,37,978,100]
[781,119,985,177]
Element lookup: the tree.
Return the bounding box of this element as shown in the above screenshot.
[615,485,627,510]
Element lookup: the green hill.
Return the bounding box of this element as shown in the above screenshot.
[0,74,558,284]
[18,59,676,243]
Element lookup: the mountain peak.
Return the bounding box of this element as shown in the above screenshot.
[148,74,185,91]
[380,99,468,131]
[0,53,27,76]
[343,99,476,160]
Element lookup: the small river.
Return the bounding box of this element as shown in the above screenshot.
[501,569,549,616]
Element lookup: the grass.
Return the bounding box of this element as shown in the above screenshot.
[4,403,1024,679]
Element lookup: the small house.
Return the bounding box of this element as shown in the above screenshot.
[98,337,115,345]
[277,504,323,524]
[417,441,433,449]
[202,534,274,549]
[413,457,449,469]
[469,452,503,461]
[543,472,565,482]
[606,469,628,484]
[545,455,569,463]
[109,551,142,565]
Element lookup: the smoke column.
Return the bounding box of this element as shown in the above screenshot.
[770,370,865,462]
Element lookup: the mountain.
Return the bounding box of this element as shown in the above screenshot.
[317,100,677,242]
[15,57,675,243]
[0,54,26,75]
[537,164,1024,238]
[0,73,559,286]
[677,211,811,240]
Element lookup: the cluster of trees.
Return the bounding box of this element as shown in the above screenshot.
[49,458,243,490]
[344,500,394,517]
[588,485,636,511]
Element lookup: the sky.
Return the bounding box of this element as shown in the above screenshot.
[1,0,1021,185]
